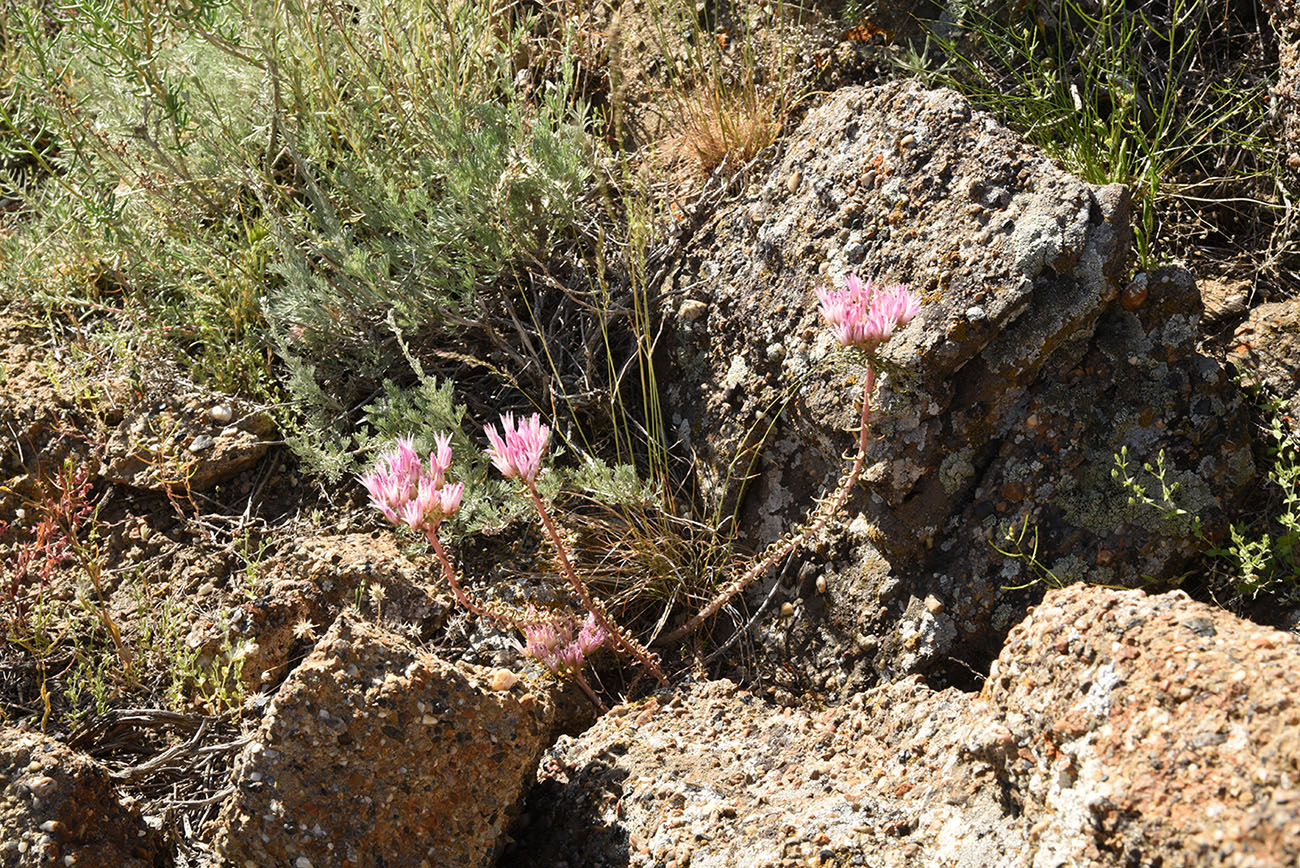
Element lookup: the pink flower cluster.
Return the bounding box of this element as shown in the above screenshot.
[519,610,608,676]
[817,273,920,351]
[484,412,550,484]
[359,435,463,538]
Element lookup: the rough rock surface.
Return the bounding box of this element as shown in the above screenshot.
[0,316,66,479]
[664,81,1254,687]
[985,585,1300,866]
[0,309,125,516]
[186,532,452,693]
[0,726,163,868]
[1230,297,1300,433]
[509,584,1300,868]
[101,388,273,491]
[1265,0,1300,182]
[211,613,555,868]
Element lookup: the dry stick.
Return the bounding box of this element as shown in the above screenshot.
[525,483,670,686]
[659,365,876,646]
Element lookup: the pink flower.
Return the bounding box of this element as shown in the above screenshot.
[817,274,920,351]
[576,613,607,656]
[519,609,606,676]
[359,434,463,537]
[484,412,550,484]
[431,432,454,486]
[438,481,464,516]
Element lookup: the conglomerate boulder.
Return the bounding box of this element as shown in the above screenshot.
[0,726,163,868]
[211,613,554,868]
[508,584,1300,868]
[662,80,1254,688]
[1264,0,1300,185]
[1230,296,1300,435]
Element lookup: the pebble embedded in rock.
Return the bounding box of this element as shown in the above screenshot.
[678,299,709,322]
[25,776,57,798]
[210,404,234,424]
[490,669,520,691]
[188,434,215,454]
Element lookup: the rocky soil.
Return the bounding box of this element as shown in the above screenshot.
[2,3,1299,867]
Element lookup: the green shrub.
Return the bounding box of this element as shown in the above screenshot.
[0,0,593,443]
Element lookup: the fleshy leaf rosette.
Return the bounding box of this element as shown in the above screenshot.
[816,273,920,351]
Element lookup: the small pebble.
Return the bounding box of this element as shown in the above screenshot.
[489,669,519,691]
[189,434,215,454]
[26,776,57,798]
[209,404,233,424]
[678,299,708,322]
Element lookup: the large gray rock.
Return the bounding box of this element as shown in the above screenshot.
[211,614,554,868]
[663,81,1254,686]
[0,726,163,868]
[508,584,1300,868]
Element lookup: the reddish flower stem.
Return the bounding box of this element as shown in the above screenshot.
[525,483,669,685]
[659,365,875,645]
[429,530,509,627]
[572,668,608,713]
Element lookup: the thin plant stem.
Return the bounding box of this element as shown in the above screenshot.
[660,365,876,645]
[428,531,507,627]
[572,668,608,713]
[524,482,669,685]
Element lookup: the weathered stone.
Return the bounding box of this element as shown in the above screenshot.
[664,81,1253,684]
[0,726,163,868]
[200,533,451,692]
[211,613,554,868]
[1264,0,1300,183]
[986,584,1300,867]
[507,676,1019,868]
[509,585,1300,868]
[669,81,1134,552]
[1230,297,1300,435]
[101,389,274,491]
